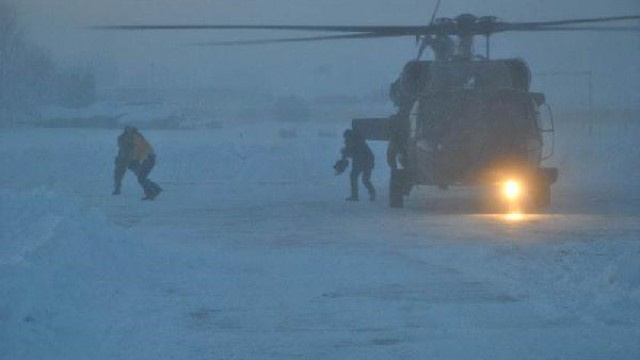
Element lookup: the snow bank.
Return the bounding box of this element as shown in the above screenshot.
[0,188,147,360]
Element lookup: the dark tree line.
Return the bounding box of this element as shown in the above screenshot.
[0,0,96,126]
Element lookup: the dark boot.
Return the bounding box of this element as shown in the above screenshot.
[142,184,162,200]
[368,188,376,201]
[150,184,163,199]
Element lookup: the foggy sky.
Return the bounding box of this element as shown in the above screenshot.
[16,0,640,109]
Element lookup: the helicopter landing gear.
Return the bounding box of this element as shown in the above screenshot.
[531,178,551,209]
[390,168,410,208]
[530,167,558,210]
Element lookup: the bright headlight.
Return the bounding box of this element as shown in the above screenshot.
[503,179,522,201]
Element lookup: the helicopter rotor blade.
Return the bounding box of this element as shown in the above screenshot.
[92,15,640,41]
[518,25,640,32]
[503,15,640,31]
[429,0,443,25]
[190,32,405,46]
[416,0,442,60]
[92,24,430,36]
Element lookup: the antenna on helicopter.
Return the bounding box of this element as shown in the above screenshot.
[416,0,442,60]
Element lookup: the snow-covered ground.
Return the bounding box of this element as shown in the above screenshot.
[1,114,639,359]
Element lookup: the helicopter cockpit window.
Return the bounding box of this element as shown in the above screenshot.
[428,61,523,91]
[471,62,512,89]
[428,63,471,90]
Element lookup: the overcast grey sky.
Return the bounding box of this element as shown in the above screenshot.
[16,0,640,108]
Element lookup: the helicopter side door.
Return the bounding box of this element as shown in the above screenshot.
[408,99,442,186]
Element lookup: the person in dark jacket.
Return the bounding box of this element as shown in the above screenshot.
[336,129,376,201]
[113,126,162,200]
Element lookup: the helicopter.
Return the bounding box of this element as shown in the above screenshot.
[95,10,640,210]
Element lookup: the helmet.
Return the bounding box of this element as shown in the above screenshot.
[124,125,137,134]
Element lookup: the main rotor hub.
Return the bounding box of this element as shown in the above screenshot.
[433,14,501,36]
[455,14,479,35]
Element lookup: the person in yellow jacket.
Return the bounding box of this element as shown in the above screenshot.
[113,126,162,200]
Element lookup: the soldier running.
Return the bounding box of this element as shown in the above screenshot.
[334,129,376,201]
[113,126,162,200]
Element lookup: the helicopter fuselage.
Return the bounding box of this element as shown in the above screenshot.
[407,86,543,188]
[353,57,557,207]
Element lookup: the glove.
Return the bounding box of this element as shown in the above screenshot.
[333,159,349,175]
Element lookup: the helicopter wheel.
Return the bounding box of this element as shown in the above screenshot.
[530,173,551,210]
[389,169,406,208]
